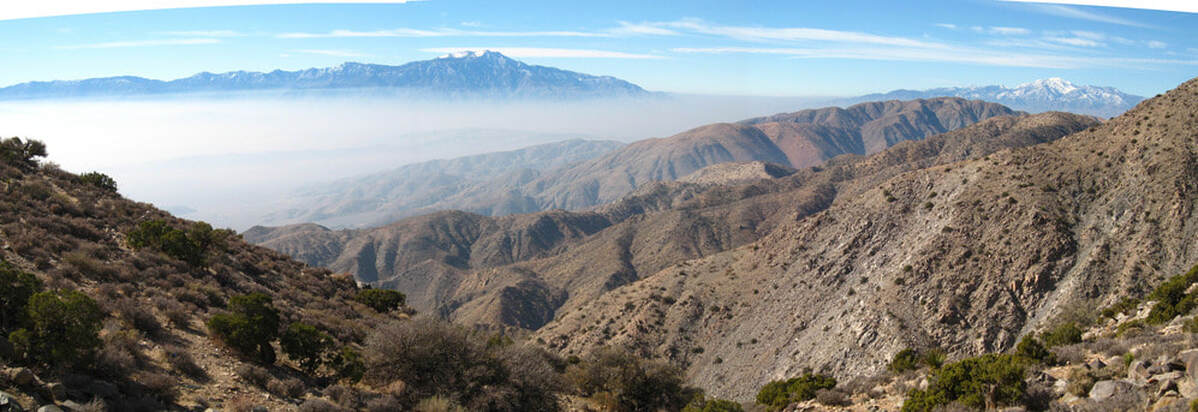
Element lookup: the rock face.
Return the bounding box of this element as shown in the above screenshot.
[533,78,1198,400]
[0,51,652,100]
[251,110,1099,352]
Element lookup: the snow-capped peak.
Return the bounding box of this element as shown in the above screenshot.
[1017,77,1079,94]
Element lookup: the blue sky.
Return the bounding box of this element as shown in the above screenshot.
[0,0,1195,96]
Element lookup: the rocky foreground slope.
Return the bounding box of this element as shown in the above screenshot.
[535,78,1198,400]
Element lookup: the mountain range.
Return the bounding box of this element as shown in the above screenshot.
[0,51,651,100]
[246,78,1198,401]
[850,77,1143,117]
[260,97,1019,228]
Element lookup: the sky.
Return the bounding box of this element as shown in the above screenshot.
[0,0,1195,96]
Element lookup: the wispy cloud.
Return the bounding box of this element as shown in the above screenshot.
[934,23,958,30]
[653,19,942,48]
[1146,40,1167,49]
[1021,4,1152,28]
[671,46,1198,69]
[292,49,372,58]
[971,26,1031,35]
[1,1,421,22]
[1044,36,1103,47]
[610,21,680,36]
[158,30,244,37]
[1000,0,1198,14]
[420,47,665,59]
[278,28,609,39]
[56,38,221,49]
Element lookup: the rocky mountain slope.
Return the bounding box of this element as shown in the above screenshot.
[534,78,1198,400]
[258,139,623,228]
[0,51,650,100]
[851,77,1143,118]
[249,109,1098,351]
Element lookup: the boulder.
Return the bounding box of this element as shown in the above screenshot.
[10,368,35,386]
[1089,380,1134,400]
[46,383,65,402]
[1086,358,1107,371]
[0,391,23,412]
[35,406,63,412]
[1128,360,1151,381]
[1178,349,1198,379]
[1178,378,1198,398]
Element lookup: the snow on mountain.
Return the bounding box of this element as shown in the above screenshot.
[852,78,1143,117]
[0,51,651,100]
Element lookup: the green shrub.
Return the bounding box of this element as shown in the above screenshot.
[889,349,920,373]
[354,289,406,313]
[329,346,365,383]
[1015,336,1053,364]
[0,259,42,332]
[280,322,333,373]
[1100,297,1140,319]
[567,346,695,412]
[1040,322,1083,348]
[128,220,229,267]
[79,172,118,192]
[1146,264,1198,324]
[683,395,744,412]
[207,293,280,364]
[921,348,946,369]
[755,373,837,410]
[9,289,103,366]
[901,354,1026,412]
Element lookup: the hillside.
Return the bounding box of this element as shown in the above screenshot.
[850,77,1144,118]
[249,110,1098,342]
[258,139,623,228]
[535,78,1198,400]
[251,97,1018,229]
[0,138,659,411]
[0,51,651,100]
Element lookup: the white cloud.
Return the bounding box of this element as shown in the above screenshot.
[934,23,958,30]
[610,21,680,36]
[989,26,1031,35]
[292,49,371,58]
[1146,40,1167,49]
[1044,36,1104,47]
[56,38,221,49]
[658,19,942,48]
[278,28,608,39]
[1,1,420,21]
[158,30,244,37]
[1022,4,1151,28]
[420,47,664,59]
[670,46,1198,69]
[1001,0,1198,14]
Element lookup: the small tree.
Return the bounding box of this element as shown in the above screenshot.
[755,373,837,410]
[0,137,47,170]
[280,322,333,373]
[354,289,406,313]
[9,289,103,366]
[329,346,365,383]
[0,260,42,332]
[78,172,118,192]
[208,293,280,364]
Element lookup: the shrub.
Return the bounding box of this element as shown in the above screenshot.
[267,377,305,398]
[684,395,745,412]
[280,322,333,373]
[208,293,280,364]
[755,373,837,410]
[235,364,271,388]
[166,346,208,381]
[114,298,162,336]
[128,220,229,267]
[1040,322,1083,348]
[9,289,103,366]
[299,398,348,412]
[0,259,42,332]
[365,395,405,412]
[889,348,920,373]
[568,346,694,412]
[1145,264,1198,324]
[1015,336,1053,364]
[79,172,118,192]
[901,354,1026,412]
[329,346,365,383]
[354,289,406,313]
[814,388,850,407]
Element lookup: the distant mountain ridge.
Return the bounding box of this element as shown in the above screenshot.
[0,51,651,100]
[850,77,1142,117]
